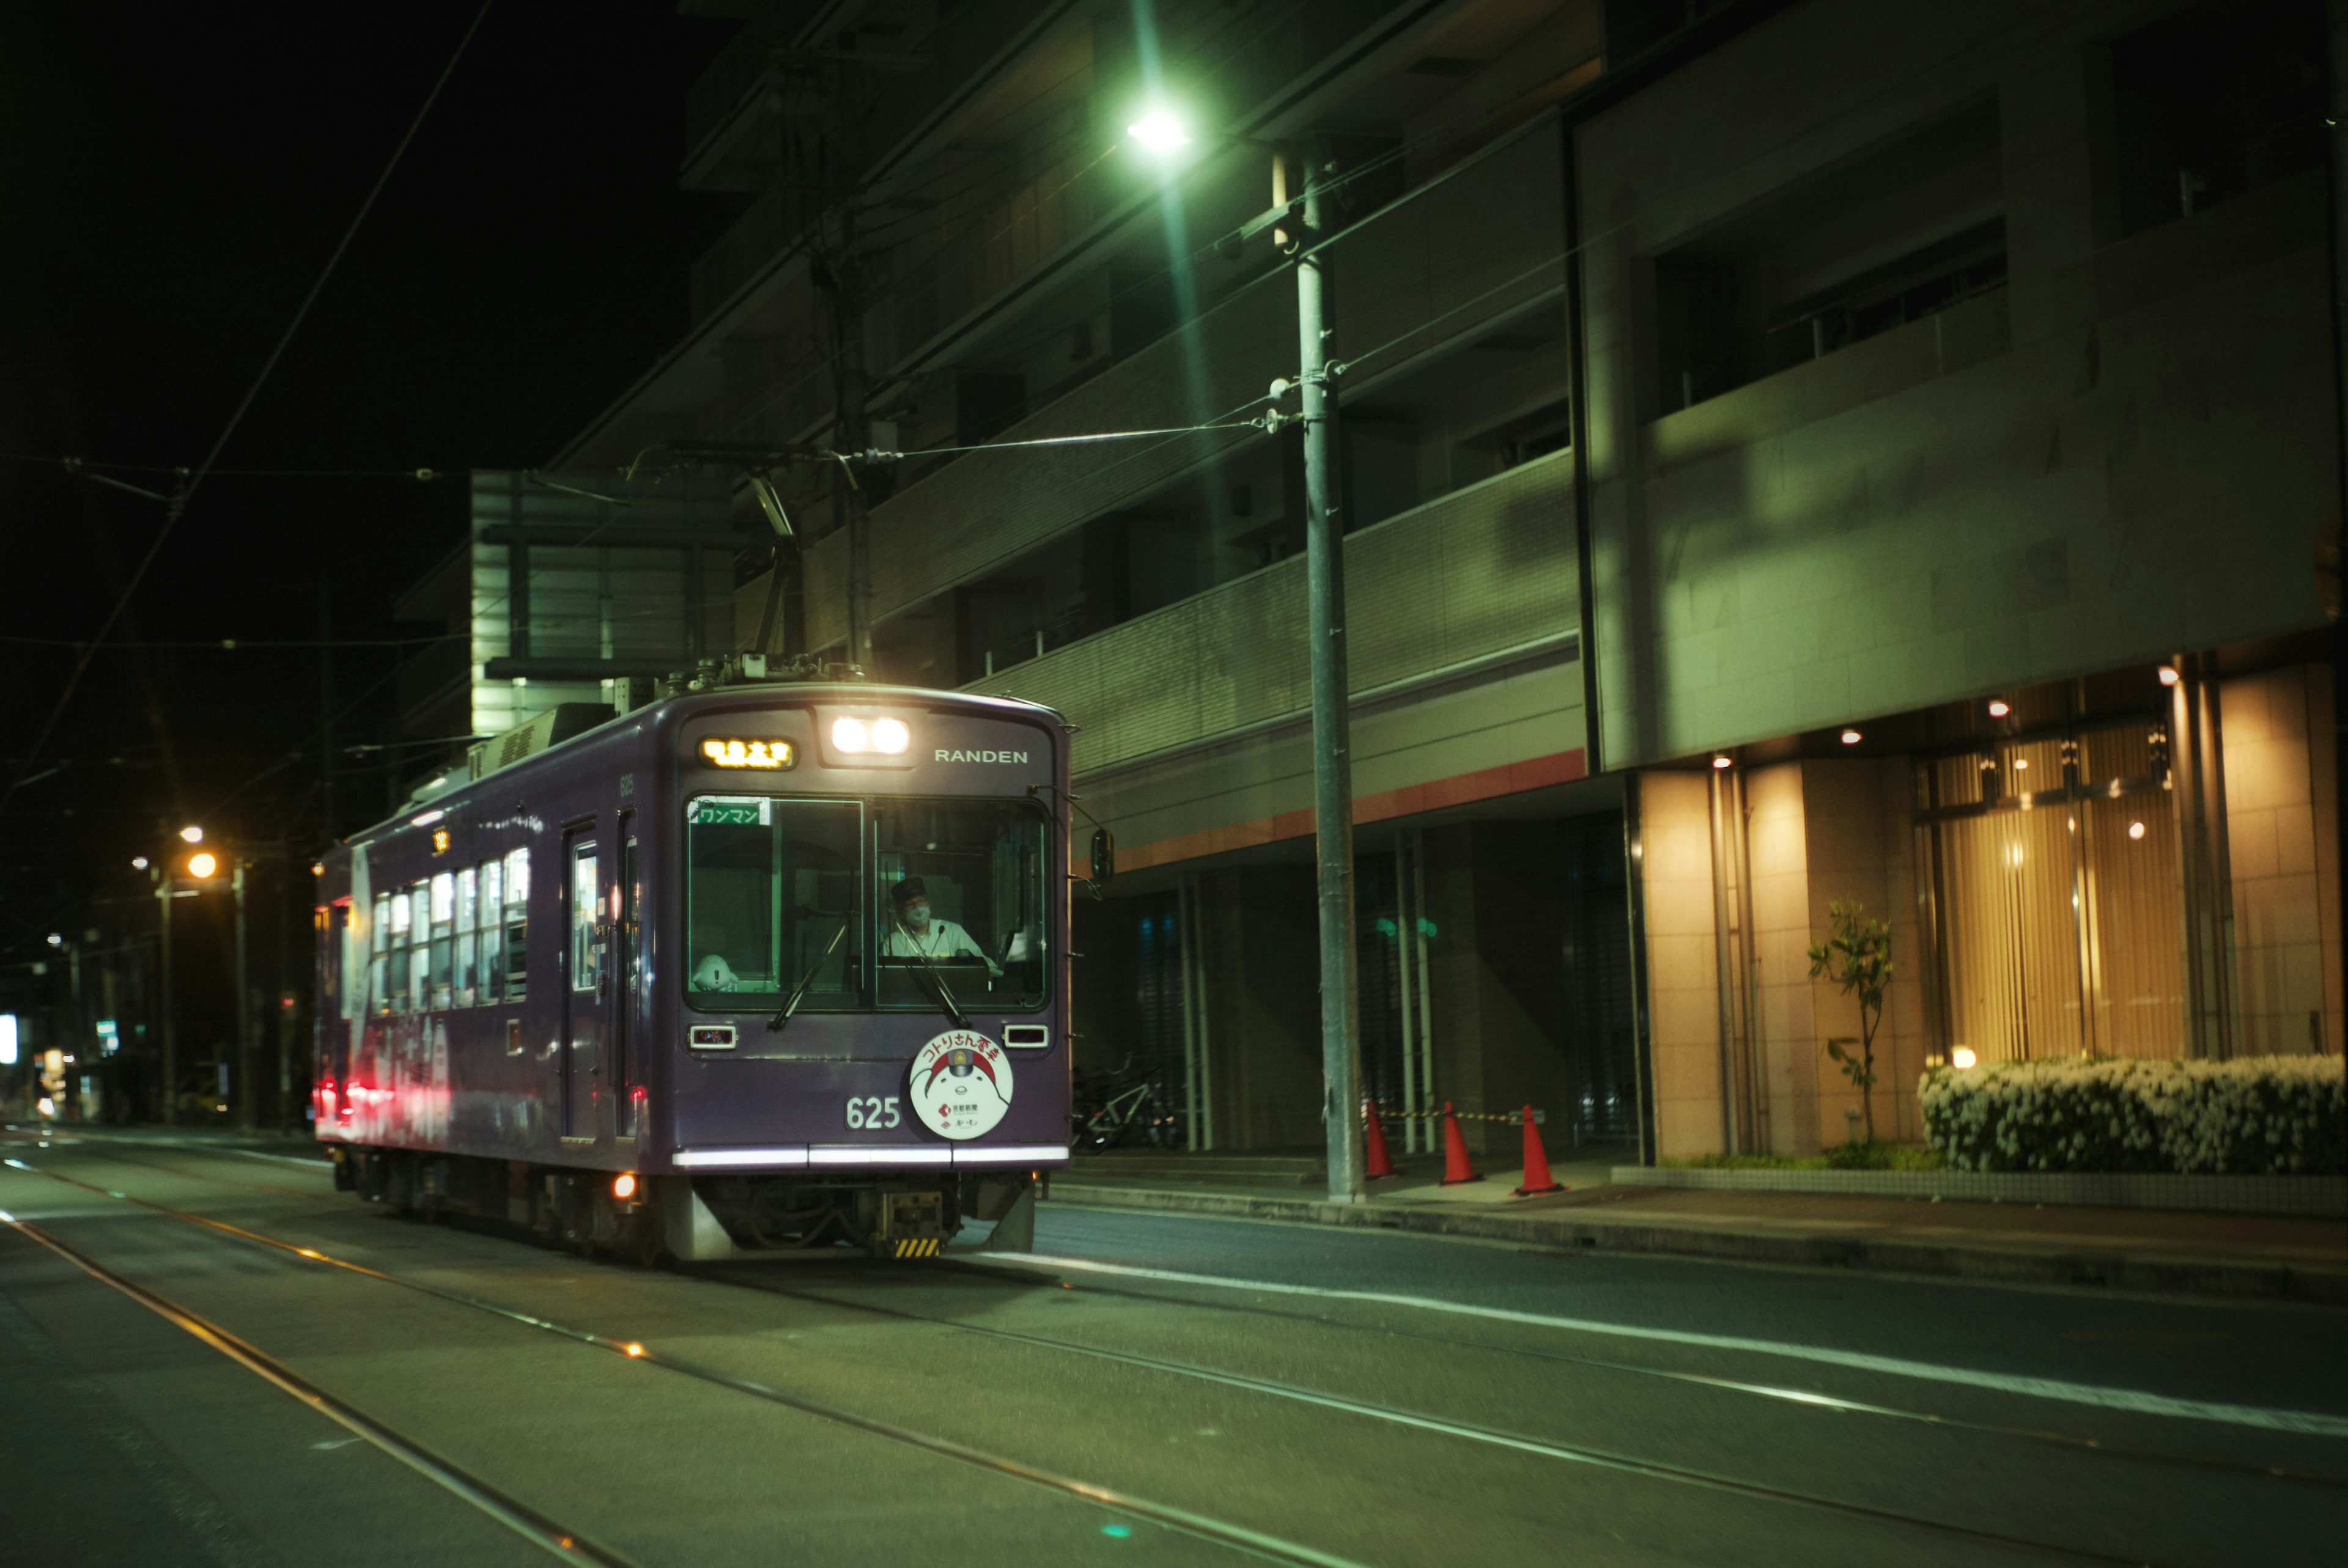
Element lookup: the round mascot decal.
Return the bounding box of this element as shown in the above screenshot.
[908,1029,1014,1140]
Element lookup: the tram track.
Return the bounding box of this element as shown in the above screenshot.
[718,1274,2230,1568]
[0,1208,638,1567]
[939,1259,2348,1491]
[41,1137,2347,1492]
[0,1155,1372,1568]
[0,1149,2223,1567]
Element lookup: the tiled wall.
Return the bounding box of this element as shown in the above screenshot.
[2221,664,2344,1058]
[1636,771,1724,1160]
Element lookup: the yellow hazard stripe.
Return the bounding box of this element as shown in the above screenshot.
[890,1237,940,1259]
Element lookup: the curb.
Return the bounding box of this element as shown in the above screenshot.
[1043,1182,2348,1306]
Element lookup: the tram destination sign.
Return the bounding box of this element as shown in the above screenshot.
[700,737,796,770]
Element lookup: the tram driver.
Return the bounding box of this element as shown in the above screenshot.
[882,877,1001,976]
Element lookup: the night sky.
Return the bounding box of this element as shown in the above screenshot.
[0,2,737,1014]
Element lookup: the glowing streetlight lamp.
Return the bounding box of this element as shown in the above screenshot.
[1125,109,1191,152]
[180,825,205,844]
[186,850,220,880]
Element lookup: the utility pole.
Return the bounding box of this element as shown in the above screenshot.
[826,205,873,673]
[233,860,252,1130]
[156,874,175,1125]
[1296,146,1365,1204]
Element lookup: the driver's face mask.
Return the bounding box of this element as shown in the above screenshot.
[902,900,932,930]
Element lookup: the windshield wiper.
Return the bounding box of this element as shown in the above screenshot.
[767,922,849,1032]
[889,914,970,1029]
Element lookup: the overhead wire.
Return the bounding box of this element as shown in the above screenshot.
[0,0,497,826]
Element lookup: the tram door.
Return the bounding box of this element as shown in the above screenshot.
[614,816,638,1137]
[562,827,602,1139]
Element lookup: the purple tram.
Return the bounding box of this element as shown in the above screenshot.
[312,682,1073,1262]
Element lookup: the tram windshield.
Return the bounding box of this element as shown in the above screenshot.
[684,795,1049,1012]
[874,800,1049,1010]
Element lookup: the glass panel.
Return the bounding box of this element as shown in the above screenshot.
[685,796,862,1011]
[570,841,599,994]
[2081,721,2164,787]
[371,894,391,1015]
[2078,793,2185,1058]
[874,799,1051,1010]
[503,848,530,999]
[384,890,411,1014]
[408,886,431,1013]
[1929,753,1987,810]
[454,867,478,1005]
[428,872,456,1009]
[476,858,503,1003]
[2006,737,2065,794]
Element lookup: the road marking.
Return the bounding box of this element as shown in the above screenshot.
[10,1162,1371,1568]
[1003,1254,2348,1438]
[1,1211,637,1566]
[228,1149,335,1169]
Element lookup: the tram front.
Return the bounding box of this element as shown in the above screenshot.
[659,686,1071,1257]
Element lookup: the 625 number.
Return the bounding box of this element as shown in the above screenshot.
[844,1095,901,1130]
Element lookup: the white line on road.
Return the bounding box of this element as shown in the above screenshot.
[229,1149,334,1169]
[1001,1254,2348,1439]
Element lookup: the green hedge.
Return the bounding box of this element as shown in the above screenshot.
[1919,1055,2346,1175]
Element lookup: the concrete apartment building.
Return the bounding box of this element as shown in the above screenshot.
[496,0,2341,1163]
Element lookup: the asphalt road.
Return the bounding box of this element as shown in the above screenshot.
[1,1129,2340,1567]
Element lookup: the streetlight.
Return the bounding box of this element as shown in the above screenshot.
[186,850,220,880]
[1126,109,1192,152]
[180,825,204,844]
[1128,109,1365,1204]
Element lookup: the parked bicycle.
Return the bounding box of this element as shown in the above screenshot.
[1070,1055,1170,1152]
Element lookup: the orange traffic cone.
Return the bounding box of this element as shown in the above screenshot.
[1512,1104,1563,1197]
[1438,1101,1483,1186]
[1363,1099,1399,1180]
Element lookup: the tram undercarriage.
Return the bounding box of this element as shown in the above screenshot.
[331,1146,1036,1263]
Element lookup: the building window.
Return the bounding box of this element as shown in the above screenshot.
[2108,0,2325,238]
[1650,100,2003,415]
[1918,720,2183,1062]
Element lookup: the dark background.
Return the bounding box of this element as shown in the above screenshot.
[0,2,736,1079]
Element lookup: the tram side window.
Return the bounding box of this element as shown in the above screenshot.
[569,840,599,993]
[371,894,392,1016]
[454,866,478,1004]
[502,847,530,999]
[476,857,503,1003]
[685,797,862,1010]
[383,891,411,1014]
[428,872,456,1009]
[407,883,431,1014]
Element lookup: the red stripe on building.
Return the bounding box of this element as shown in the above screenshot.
[1115,748,1587,874]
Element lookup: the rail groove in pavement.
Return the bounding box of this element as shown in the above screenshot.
[1,1154,1369,1568]
[0,1206,636,1567]
[6,1147,2239,1566]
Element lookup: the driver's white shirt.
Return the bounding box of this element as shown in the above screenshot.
[882,917,988,963]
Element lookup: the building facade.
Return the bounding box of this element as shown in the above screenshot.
[541,0,2344,1159]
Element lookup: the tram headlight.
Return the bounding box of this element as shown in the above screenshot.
[831,716,869,753]
[871,717,909,754]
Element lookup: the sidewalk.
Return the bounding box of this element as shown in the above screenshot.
[1045,1150,2348,1305]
